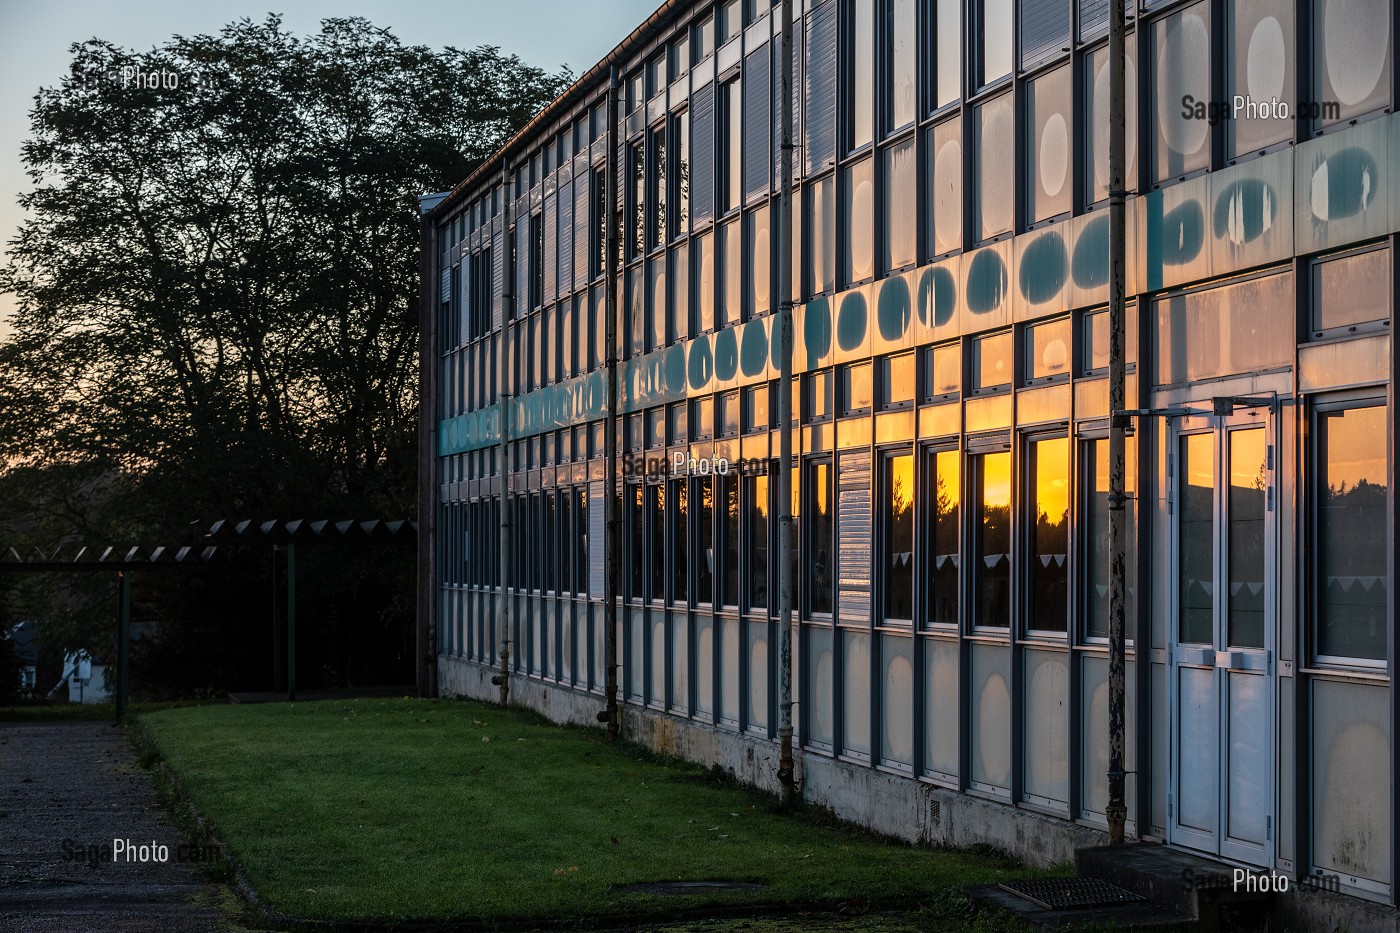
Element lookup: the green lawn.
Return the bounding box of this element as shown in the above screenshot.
[135,698,1045,927]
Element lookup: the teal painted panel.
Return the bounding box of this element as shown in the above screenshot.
[438,403,502,456]
[1207,149,1293,284]
[1015,227,1070,320]
[1143,175,1210,292]
[963,243,1012,330]
[1295,117,1390,255]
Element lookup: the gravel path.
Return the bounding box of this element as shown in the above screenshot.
[0,720,249,932]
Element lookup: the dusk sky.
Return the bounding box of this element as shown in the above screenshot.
[0,0,648,334]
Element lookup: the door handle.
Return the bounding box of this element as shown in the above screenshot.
[1214,650,1267,672]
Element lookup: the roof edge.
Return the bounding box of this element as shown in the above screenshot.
[427,0,690,221]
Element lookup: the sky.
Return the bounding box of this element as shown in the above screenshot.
[0,0,648,334]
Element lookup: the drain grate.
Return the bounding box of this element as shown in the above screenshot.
[999,878,1146,910]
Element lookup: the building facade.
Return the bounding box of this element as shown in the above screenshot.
[422,0,1397,906]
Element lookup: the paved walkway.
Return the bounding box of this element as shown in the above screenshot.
[0,720,249,932]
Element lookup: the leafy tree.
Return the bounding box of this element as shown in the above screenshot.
[0,17,566,691]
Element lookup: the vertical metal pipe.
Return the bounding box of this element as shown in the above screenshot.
[775,0,797,807]
[602,68,622,740]
[1106,0,1130,846]
[116,569,130,722]
[417,201,439,699]
[497,162,514,707]
[287,542,297,701]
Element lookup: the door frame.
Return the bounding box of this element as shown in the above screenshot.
[1166,398,1278,869]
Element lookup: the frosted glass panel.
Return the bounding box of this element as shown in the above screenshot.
[880,634,914,767]
[971,642,1011,790]
[842,630,871,756]
[806,625,834,746]
[1023,649,1069,804]
[1312,679,1391,884]
[923,637,960,777]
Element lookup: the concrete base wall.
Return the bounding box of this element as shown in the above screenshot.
[440,655,1106,868]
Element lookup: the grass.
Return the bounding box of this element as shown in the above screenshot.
[134,698,1049,928]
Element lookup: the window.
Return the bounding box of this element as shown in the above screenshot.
[670,244,690,342]
[805,369,833,422]
[925,449,960,627]
[1312,246,1390,335]
[672,110,690,238]
[1024,317,1072,384]
[628,484,644,600]
[973,450,1012,627]
[842,156,875,285]
[722,476,740,607]
[1152,2,1211,184]
[696,475,715,603]
[649,128,668,250]
[1311,0,1390,129]
[693,13,715,61]
[719,217,742,327]
[885,0,916,132]
[1082,303,1139,374]
[591,169,607,279]
[694,230,715,333]
[718,390,740,437]
[1026,437,1069,633]
[668,401,688,445]
[648,259,666,350]
[718,0,742,42]
[846,0,875,150]
[1228,0,1294,157]
[932,0,961,109]
[926,342,962,400]
[1025,65,1072,224]
[974,93,1014,241]
[630,142,645,258]
[747,474,769,609]
[883,138,917,271]
[692,396,714,439]
[1155,273,1294,386]
[840,361,873,415]
[883,453,915,622]
[972,330,1013,393]
[575,488,589,595]
[647,53,666,100]
[647,484,666,601]
[721,78,742,214]
[880,352,916,408]
[669,36,690,81]
[927,117,963,256]
[1083,40,1137,207]
[530,213,544,309]
[744,384,769,433]
[808,174,836,294]
[626,70,644,112]
[671,478,689,604]
[1313,404,1389,662]
[807,461,835,614]
[977,0,1014,88]
[747,206,771,316]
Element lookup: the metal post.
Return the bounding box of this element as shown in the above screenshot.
[601,66,622,741]
[286,542,297,701]
[1106,0,1130,846]
[494,161,514,708]
[775,0,797,808]
[116,569,130,722]
[416,203,439,699]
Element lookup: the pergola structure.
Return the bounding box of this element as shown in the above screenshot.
[1,518,417,720]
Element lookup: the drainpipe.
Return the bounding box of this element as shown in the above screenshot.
[775,0,797,807]
[493,161,514,707]
[599,67,622,741]
[1106,0,1130,846]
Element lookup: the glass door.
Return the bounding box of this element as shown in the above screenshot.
[1169,408,1275,867]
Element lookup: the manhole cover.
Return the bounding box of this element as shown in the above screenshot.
[999,878,1146,910]
[616,881,766,896]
